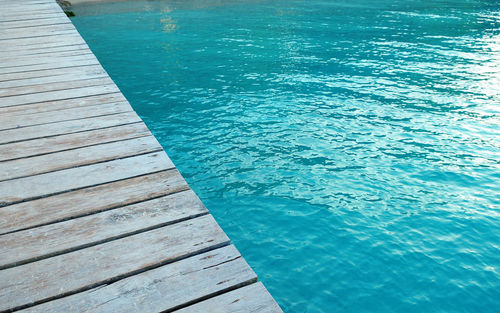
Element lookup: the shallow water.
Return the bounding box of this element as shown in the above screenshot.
[71,1,500,312]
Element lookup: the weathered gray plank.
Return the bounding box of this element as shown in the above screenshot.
[0,24,76,40]
[0,102,130,130]
[0,76,113,98]
[0,55,98,74]
[0,111,139,144]
[0,189,207,269]
[18,245,256,313]
[176,282,284,313]
[0,61,98,83]
[0,151,174,205]
[0,169,188,234]
[0,91,125,116]
[0,122,147,161]
[0,84,119,108]
[0,68,108,89]
[0,74,108,97]
[0,18,70,29]
[0,34,86,51]
[0,135,162,181]
[0,50,93,68]
[0,215,230,312]
[0,13,62,23]
[0,43,89,56]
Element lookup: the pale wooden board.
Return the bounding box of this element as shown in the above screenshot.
[0,55,99,74]
[0,48,94,63]
[0,62,102,82]
[18,245,256,313]
[0,8,63,19]
[0,76,112,99]
[0,169,188,234]
[0,122,147,161]
[0,34,86,51]
[0,92,126,116]
[0,84,120,108]
[0,50,94,68]
[0,58,98,84]
[0,215,230,312]
[0,43,90,56]
[176,282,284,313]
[0,151,174,205]
[0,13,62,23]
[0,67,108,89]
[0,24,76,40]
[0,18,70,29]
[0,189,207,269]
[0,135,162,181]
[0,111,140,144]
[0,12,63,22]
[0,101,130,130]
[0,76,113,98]
[0,29,76,41]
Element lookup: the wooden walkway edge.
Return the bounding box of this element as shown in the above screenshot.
[0,0,283,312]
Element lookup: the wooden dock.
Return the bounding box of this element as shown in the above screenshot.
[0,0,282,312]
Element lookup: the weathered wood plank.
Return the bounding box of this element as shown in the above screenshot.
[0,169,188,234]
[0,122,147,161]
[18,245,256,313]
[0,151,174,205]
[0,8,62,19]
[0,135,161,181]
[176,282,284,313]
[0,43,89,56]
[0,189,207,269]
[0,34,86,51]
[0,18,70,29]
[0,67,108,89]
[0,24,76,40]
[0,55,98,74]
[0,215,230,312]
[0,111,139,144]
[0,84,120,108]
[0,76,113,98]
[0,102,130,130]
[0,50,93,68]
[0,64,104,86]
[0,13,62,23]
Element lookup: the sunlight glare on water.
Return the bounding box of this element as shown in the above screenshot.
[71,0,500,312]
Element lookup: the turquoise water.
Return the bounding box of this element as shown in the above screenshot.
[71,1,500,312]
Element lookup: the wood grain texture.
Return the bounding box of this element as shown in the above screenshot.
[0,76,113,98]
[0,18,71,29]
[0,151,174,205]
[0,43,90,57]
[0,56,99,75]
[0,101,131,130]
[0,135,162,181]
[0,66,107,89]
[0,122,149,161]
[0,189,207,269]
[19,245,256,313]
[0,111,139,144]
[0,84,119,108]
[176,282,284,313]
[0,215,230,312]
[0,92,125,116]
[0,169,189,234]
[0,62,100,83]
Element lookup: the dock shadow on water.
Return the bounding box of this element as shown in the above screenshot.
[70,0,500,312]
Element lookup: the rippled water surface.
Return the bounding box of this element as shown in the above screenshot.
[71,1,500,311]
